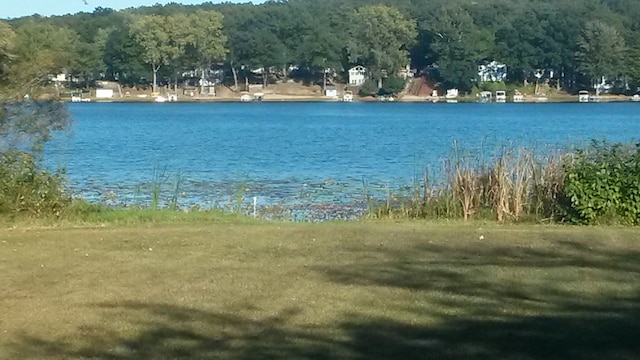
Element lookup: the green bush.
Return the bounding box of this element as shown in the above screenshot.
[358,79,378,97]
[564,140,640,225]
[479,81,507,92]
[0,151,70,217]
[379,76,406,96]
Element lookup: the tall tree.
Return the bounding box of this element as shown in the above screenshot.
[346,5,417,88]
[227,21,286,88]
[67,27,111,87]
[292,2,347,77]
[102,16,147,85]
[576,20,626,92]
[129,14,187,93]
[7,20,80,97]
[182,10,227,94]
[426,4,494,92]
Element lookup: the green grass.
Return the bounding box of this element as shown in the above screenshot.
[1,221,639,359]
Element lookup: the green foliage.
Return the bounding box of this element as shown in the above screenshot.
[576,21,627,87]
[0,101,73,218]
[129,14,189,92]
[379,76,406,95]
[358,79,378,96]
[103,18,148,84]
[4,20,81,96]
[5,0,640,93]
[576,21,627,88]
[0,151,70,217]
[0,101,71,156]
[478,81,507,92]
[425,4,494,92]
[564,141,640,225]
[181,10,228,71]
[347,5,417,84]
[0,21,15,82]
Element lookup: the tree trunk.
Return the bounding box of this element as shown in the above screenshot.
[231,61,239,92]
[262,68,268,88]
[152,63,158,94]
[200,67,206,95]
[323,70,327,91]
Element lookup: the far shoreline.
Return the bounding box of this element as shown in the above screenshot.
[72,94,639,104]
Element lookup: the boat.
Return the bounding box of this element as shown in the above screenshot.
[342,90,353,102]
[631,94,640,102]
[155,94,178,103]
[578,90,589,102]
[240,93,255,102]
[512,90,524,102]
[478,91,492,103]
[71,91,91,102]
[495,90,507,102]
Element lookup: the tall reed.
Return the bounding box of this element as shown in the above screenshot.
[448,142,482,220]
[376,142,566,223]
[150,166,168,211]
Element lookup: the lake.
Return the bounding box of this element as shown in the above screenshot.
[46,101,640,217]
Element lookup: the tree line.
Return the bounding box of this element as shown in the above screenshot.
[2,0,640,96]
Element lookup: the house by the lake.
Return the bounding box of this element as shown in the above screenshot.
[348,65,367,86]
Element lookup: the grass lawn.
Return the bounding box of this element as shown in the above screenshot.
[1,221,639,359]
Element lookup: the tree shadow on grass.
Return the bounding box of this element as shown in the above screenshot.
[343,299,640,359]
[9,234,640,359]
[11,297,640,360]
[11,303,345,360]
[319,233,640,359]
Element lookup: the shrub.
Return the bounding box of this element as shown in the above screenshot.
[0,151,70,217]
[480,81,507,92]
[358,79,378,96]
[564,140,640,225]
[378,76,406,96]
[0,101,72,218]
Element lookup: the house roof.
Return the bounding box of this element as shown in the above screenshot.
[349,65,366,72]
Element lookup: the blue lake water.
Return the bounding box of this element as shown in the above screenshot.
[46,102,640,215]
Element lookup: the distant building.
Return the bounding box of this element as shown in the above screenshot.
[324,85,338,97]
[95,89,114,99]
[446,89,459,98]
[51,73,66,83]
[398,64,415,79]
[478,61,507,82]
[348,65,367,86]
[95,81,121,99]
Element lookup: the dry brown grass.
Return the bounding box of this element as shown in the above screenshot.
[1,221,639,359]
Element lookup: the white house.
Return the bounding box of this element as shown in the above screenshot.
[348,65,367,86]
